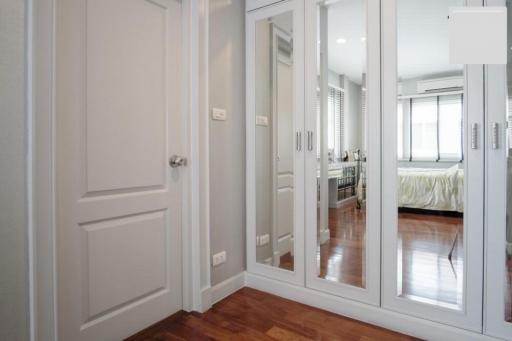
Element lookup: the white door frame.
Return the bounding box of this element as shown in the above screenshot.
[30,0,209,339]
[381,0,484,332]
[304,0,382,306]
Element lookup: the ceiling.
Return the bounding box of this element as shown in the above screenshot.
[326,0,464,85]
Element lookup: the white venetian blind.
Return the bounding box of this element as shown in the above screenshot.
[333,88,344,159]
[439,94,463,160]
[411,97,438,160]
[317,87,344,159]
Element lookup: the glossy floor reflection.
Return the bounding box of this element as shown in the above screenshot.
[397,211,463,309]
[318,205,366,288]
[313,204,464,309]
[507,253,512,322]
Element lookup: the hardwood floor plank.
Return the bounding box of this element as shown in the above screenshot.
[126,288,421,340]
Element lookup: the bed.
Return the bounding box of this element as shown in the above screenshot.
[398,166,464,213]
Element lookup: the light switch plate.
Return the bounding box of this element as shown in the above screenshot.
[211,108,227,121]
[449,7,507,64]
[256,115,269,126]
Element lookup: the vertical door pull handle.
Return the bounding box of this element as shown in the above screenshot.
[471,123,478,150]
[492,122,499,150]
[296,131,302,151]
[307,131,314,151]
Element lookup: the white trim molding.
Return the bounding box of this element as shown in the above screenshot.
[201,272,246,312]
[32,0,57,340]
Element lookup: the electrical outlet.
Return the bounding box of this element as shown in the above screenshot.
[256,115,269,126]
[211,108,227,121]
[212,251,227,267]
[258,234,270,246]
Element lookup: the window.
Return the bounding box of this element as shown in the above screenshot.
[439,95,463,160]
[411,97,438,160]
[397,102,404,159]
[398,93,463,161]
[317,86,344,160]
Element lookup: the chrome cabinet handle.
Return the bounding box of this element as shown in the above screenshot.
[307,131,314,151]
[471,123,478,150]
[491,122,499,150]
[169,155,187,168]
[296,131,302,151]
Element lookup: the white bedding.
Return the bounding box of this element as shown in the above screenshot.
[398,166,464,212]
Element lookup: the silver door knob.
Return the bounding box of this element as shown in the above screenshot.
[169,155,187,168]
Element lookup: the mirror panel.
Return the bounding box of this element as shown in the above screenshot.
[395,0,465,310]
[315,0,368,288]
[255,11,295,271]
[505,0,512,324]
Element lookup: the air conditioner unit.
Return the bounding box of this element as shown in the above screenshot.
[417,76,464,93]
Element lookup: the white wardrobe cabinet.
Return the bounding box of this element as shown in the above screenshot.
[246,0,511,340]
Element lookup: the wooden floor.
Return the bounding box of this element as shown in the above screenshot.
[126,287,421,340]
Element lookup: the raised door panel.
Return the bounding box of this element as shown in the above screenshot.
[86,0,168,193]
[84,211,167,318]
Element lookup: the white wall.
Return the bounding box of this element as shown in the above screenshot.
[209,0,246,285]
[344,77,363,153]
[0,0,29,339]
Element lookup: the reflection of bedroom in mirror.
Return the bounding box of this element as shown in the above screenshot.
[395,0,464,310]
[255,11,295,271]
[315,0,368,287]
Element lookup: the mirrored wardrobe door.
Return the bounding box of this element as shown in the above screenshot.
[304,0,381,305]
[381,0,484,331]
[246,0,305,284]
[485,0,512,338]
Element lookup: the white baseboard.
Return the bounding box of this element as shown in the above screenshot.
[329,195,357,209]
[245,272,500,341]
[277,233,292,256]
[201,272,246,312]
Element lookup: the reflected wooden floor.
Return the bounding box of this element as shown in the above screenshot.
[318,206,366,287]
[398,211,463,309]
[315,205,464,309]
[507,254,512,322]
[126,287,421,340]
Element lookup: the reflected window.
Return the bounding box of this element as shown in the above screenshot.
[397,94,463,161]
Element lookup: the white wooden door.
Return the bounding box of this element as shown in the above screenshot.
[381,0,484,331]
[275,54,295,263]
[56,0,184,339]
